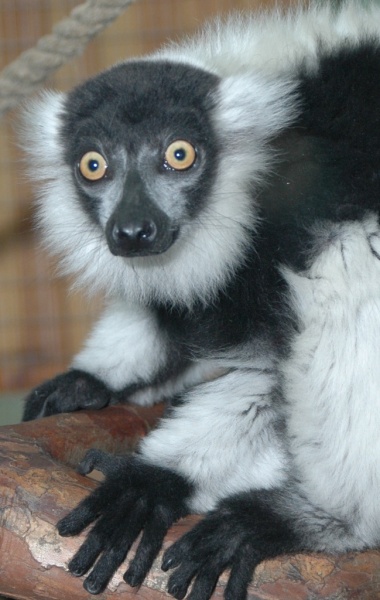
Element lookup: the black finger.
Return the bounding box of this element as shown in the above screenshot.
[224,543,257,600]
[22,380,58,421]
[77,449,111,476]
[83,546,130,594]
[68,533,104,577]
[82,498,147,593]
[186,560,222,600]
[166,560,199,600]
[162,520,209,572]
[162,540,187,572]
[58,479,119,536]
[66,503,130,577]
[124,507,170,587]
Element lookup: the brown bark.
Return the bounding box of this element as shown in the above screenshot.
[0,404,380,600]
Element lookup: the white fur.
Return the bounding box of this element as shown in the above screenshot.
[215,74,298,142]
[129,361,228,406]
[72,300,229,405]
[72,300,168,394]
[157,2,380,77]
[140,359,288,512]
[282,215,380,546]
[20,91,66,177]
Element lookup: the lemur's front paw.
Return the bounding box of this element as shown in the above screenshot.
[57,450,191,594]
[22,369,113,420]
[163,492,301,600]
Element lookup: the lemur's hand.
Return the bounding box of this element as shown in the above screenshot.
[163,492,302,600]
[58,449,191,594]
[22,370,114,420]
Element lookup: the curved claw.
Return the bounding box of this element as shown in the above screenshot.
[162,545,184,572]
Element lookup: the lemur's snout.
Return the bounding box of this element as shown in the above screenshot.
[106,204,176,257]
[110,217,158,254]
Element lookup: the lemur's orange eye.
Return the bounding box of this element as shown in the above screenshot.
[79,151,108,181]
[165,140,196,171]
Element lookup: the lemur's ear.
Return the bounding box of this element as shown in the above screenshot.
[213,73,299,142]
[20,91,67,179]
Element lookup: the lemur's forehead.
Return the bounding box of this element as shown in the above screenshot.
[65,60,219,126]
[60,61,221,158]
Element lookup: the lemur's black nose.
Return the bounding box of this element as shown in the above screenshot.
[110,218,158,254]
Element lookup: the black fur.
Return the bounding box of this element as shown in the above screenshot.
[163,491,303,600]
[23,370,116,421]
[58,450,192,593]
[261,42,380,271]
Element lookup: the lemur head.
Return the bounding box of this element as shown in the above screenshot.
[22,59,296,306]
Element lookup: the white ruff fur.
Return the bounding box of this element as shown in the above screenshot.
[283,215,380,546]
[157,2,380,77]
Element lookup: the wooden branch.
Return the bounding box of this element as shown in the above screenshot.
[0,404,379,600]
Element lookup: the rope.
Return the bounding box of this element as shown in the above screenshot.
[0,0,137,117]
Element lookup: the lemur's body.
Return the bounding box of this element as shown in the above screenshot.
[22,4,380,598]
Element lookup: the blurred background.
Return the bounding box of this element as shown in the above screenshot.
[0,0,295,424]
